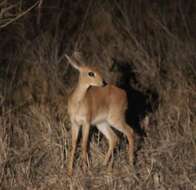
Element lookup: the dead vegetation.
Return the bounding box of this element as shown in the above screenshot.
[0,0,196,189]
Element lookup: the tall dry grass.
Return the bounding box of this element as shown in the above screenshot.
[0,0,196,189]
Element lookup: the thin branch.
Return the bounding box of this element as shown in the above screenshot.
[0,1,39,29]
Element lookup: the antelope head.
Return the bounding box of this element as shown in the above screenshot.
[65,52,104,88]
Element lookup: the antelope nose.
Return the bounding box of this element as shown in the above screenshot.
[103,80,107,86]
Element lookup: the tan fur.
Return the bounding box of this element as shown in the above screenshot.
[66,53,134,175]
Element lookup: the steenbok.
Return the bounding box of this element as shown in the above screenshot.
[65,52,134,175]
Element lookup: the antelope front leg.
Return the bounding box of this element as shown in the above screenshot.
[82,123,90,167]
[67,123,80,176]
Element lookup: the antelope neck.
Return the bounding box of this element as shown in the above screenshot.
[71,80,89,103]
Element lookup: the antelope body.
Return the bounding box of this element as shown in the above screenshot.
[66,53,134,175]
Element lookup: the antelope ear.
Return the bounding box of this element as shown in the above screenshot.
[65,54,80,71]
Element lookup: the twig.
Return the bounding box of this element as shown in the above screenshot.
[0,4,17,18]
[74,0,94,50]
[0,1,39,29]
[37,0,44,26]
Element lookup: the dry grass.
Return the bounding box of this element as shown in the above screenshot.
[0,0,196,189]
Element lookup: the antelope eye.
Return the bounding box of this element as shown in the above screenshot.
[88,72,95,77]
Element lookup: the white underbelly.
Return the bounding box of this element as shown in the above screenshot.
[92,113,107,125]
